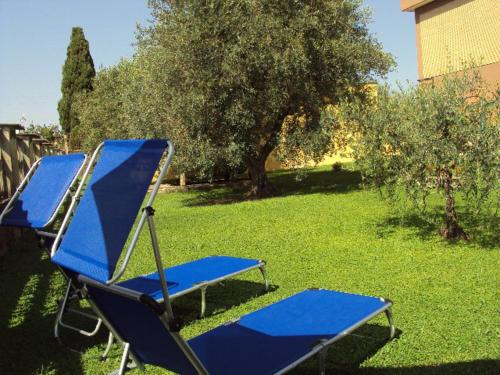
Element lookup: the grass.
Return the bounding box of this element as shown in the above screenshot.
[0,165,498,374]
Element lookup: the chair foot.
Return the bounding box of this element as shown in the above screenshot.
[110,361,136,375]
[101,332,115,360]
[259,264,269,291]
[199,286,208,318]
[385,307,395,340]
[117,342,130,375]
[54,281,72,341]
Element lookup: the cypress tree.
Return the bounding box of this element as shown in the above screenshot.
[58,27,95,144]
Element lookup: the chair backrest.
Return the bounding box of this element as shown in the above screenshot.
[0,153,86,229]
[51,140,167,283]
[84,278,200,375]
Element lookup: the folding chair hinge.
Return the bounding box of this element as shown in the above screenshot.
[143,206,155,216]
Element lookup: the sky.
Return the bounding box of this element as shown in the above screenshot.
[0,0,417,126]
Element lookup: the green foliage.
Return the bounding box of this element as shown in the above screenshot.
[73,58,154,151]
[140,0,393,195]
[25,123,63,145]
[57,27,95,138]
[343,70,499,240]
[74,55,237,180]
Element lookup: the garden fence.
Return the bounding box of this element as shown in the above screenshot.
[0,123,62,255]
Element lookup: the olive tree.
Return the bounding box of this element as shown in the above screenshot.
[343,71,499,240]
[140,0,393,196]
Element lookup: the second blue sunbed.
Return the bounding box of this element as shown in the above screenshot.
[50,139,268,355]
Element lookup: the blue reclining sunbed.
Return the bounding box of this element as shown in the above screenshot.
[0,153,86,232]
[0,153,104,342]
[77,274,395,375]
[0,152,98,345]
[50,139,268,356]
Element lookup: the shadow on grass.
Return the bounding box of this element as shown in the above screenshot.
[183,168,362,207]
[290,324,498,374]
[376,210,499,249]
[294,358,499,375]
[289,323,402,374]
[172,279,279,325]
[0,234,88,375]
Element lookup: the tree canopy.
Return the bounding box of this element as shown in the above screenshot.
[139,0,393,195]
[58,27,95,142]
[73,54,230,180]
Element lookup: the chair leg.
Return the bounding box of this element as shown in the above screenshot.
[318,347,329,375]
[259,264,269,291]
[117,342,130,375]
[199,286,208,318]
[385,307,395,339]
[55,279,105,347]
[101,332,115,360]
[54,280,73,344]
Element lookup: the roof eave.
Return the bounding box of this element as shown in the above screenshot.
[400,0,436,12]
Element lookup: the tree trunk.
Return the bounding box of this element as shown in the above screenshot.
[63,134,69,155]
[439,168,469,241]
[179,173,186,187]
[247,156,275,198]
[246,115,286,198]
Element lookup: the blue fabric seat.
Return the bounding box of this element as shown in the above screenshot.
[52,140,167,283]
[189,290,389,374]
[82,279,395,375]
[118,256,262,300]
[0,153,86,229]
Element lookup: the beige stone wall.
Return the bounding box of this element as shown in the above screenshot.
[417,0,500,80]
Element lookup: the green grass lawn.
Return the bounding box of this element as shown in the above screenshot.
[0,165,498,374]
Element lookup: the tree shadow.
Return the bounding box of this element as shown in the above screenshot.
[375,214,440,242]
[293,359,499,375]
[0,235,88,375]
[183,168,362,207]
[376,210,499,249]
[171,279,279,325]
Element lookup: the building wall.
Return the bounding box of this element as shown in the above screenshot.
[415,0,500,81]
[265,149,352,172]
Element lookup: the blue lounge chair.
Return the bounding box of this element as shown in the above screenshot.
[0,153,86,233]
[0,152,100,345]
[77,274,395,375]
[50,139,268,355]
